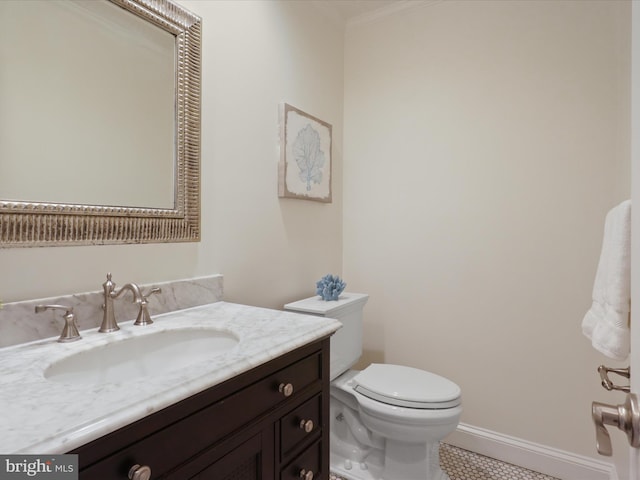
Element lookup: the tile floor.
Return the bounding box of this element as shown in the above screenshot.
[329,443,561,480]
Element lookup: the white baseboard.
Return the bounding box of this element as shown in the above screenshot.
[446,423,617,480]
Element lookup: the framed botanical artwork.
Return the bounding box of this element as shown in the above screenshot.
[279,103,332,203]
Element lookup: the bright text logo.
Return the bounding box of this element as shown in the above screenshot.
[0,455,77,479]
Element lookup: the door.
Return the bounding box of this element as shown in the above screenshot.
[631,3,640,479]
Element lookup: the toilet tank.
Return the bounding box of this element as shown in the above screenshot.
[284,293,369,380]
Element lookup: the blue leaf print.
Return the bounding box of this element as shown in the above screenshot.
[293,124,325,191]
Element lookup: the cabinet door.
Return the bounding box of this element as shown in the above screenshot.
[190,434,261,480]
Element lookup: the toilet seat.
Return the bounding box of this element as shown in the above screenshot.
[353,364,461,409]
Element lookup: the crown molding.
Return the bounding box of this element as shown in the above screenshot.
[346,0,442,29]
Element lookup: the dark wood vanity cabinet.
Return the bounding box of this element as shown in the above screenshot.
[69,338,330,480]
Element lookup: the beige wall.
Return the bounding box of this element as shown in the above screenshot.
[0,0,632,465]
[343,0,630,461]
[0,0,344,310]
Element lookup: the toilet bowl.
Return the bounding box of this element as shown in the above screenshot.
[330,366,461,480]
[284,293,462,480]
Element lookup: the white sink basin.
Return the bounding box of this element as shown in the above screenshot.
[44,328,239,385]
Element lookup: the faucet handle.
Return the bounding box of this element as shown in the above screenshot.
[35,304,81,343]
[133,287,162,326]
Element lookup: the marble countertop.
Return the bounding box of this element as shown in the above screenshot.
[0,301,341,454]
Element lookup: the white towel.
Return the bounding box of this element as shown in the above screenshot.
[582,200,631,361]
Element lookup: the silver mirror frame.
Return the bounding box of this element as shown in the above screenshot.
[0,0,201,247]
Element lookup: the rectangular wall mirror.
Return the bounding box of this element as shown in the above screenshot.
[0,0,201,247]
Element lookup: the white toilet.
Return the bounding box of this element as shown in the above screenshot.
[284,293,462,480]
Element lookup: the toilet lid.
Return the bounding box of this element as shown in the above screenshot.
[353,364,461,409]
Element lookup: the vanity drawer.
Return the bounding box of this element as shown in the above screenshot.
[268,351,322,408]
[280,440,322,480]
[280,394,321,460]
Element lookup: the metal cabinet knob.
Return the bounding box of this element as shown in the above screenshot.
[299,469,314,480]
[592,393,640,456]
[299,419,314,433]
[128,464,152,480]
[279,383,294,397]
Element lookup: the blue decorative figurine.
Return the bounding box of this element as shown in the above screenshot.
[316,274,346,301]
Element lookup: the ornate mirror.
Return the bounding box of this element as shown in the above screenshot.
[0,0,201,247]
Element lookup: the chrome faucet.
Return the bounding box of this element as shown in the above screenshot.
[99,273,144,333]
